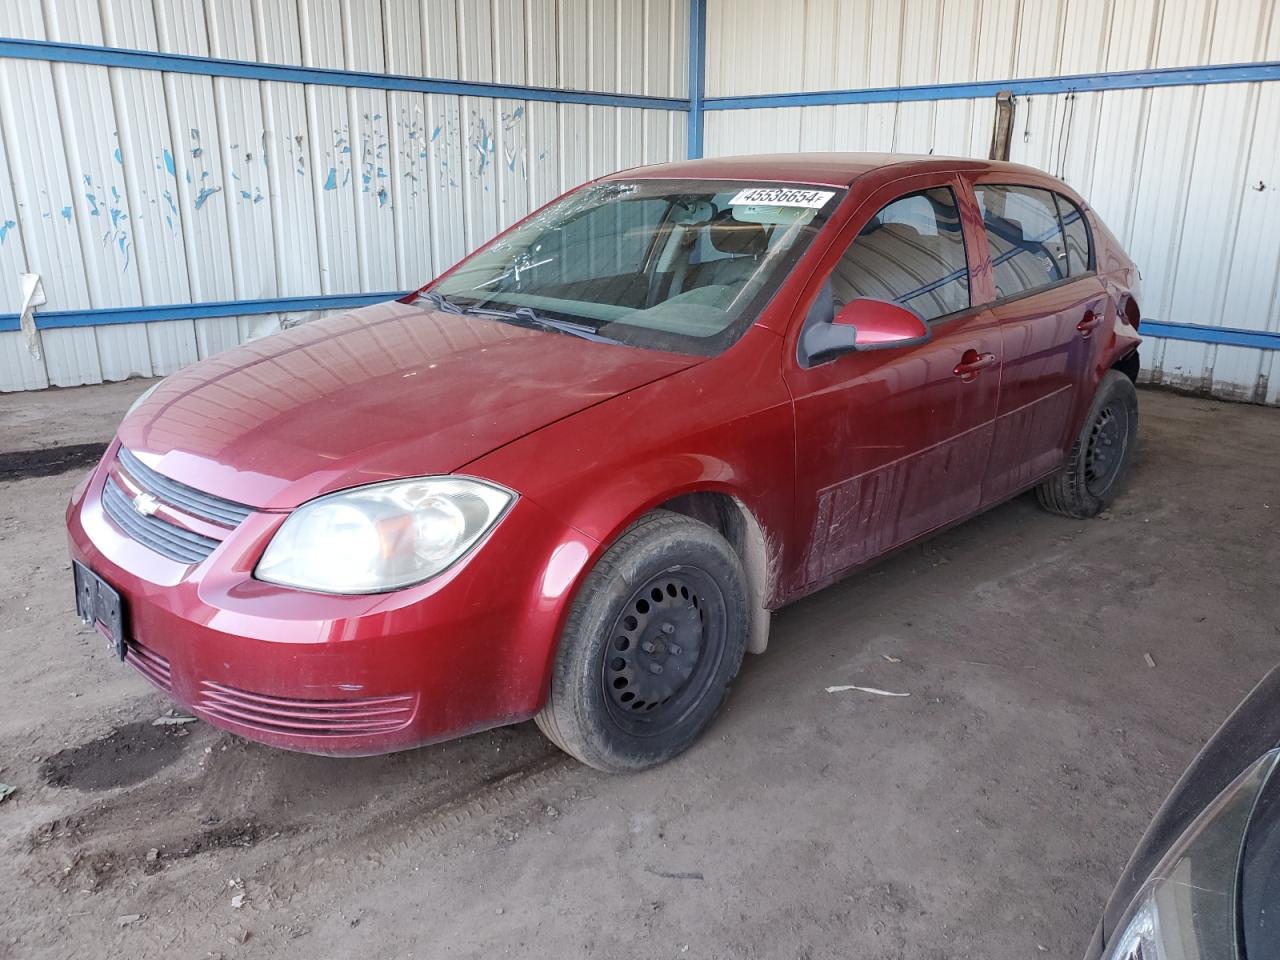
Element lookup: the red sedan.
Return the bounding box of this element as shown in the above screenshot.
[66,153,1142,771]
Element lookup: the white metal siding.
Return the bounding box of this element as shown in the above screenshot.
[705,0,1280,404]
[706,0,1277,95]
[0,0,689,391]
[7,0,1278,404]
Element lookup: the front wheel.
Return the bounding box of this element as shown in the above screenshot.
[535,510,749,772]
[1036,370,1138,518]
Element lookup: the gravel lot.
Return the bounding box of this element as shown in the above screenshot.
[1,381,1277,959]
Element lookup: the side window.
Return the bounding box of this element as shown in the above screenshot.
[974,185,1068,299]
[1056,193,1093,275]
[828,187,970,322]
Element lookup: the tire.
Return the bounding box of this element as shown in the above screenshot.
[535,510,749,772]
[1036,370,1138,519]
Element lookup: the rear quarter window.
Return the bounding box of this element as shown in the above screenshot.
[1056,194,1093,275]
[974,184,1069,300]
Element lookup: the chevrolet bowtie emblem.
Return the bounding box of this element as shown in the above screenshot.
[132,492,160,517]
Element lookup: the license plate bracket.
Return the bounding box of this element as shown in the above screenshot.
[73,560,126,661]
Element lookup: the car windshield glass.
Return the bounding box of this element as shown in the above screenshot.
[429,179,842,356]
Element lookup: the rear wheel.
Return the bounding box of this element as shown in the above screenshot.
[535,510,749,772]
[1036,370,1138,518]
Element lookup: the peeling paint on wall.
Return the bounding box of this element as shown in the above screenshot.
[194,186,221,210]
[355,112,391,207]
[470,115,493,178]
[501,107,528,178]
[292,133,307,177]
[161,189,178,229]
[80,174,132,271]
[0,0,688,394]
[431,114,462,189]
[178,129,227,214]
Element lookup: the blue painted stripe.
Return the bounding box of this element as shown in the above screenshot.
[1140,320,1280,351]
[687,0,707,159]
[704,61,1280,111]
[0,292,404,333]
[4,291,1277,353]
[0,38,690,112]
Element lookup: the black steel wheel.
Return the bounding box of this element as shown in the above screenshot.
[1083,402,1131,498]
[535,510,749,772]
[601,567,727,736]
[1037,369,1139,518]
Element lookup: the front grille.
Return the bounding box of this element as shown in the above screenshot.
[117,447,252,527]
[196,680,416,737]
[123,638,172,692]
[102,475,220,563]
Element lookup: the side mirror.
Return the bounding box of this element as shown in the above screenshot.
[802,298,931,365]
[835,298,931,349]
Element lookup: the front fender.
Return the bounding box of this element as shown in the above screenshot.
[466,330,797,681]
[518,461,784,682]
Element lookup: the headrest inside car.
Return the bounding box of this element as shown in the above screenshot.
[670,199,717,225]
[708,210,769,256]
[879,222,927,241]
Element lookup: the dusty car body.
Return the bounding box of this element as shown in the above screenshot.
[66,153,1142,770]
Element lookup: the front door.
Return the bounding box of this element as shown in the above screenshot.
[785,177,1002,591]
[970,182,1108,502]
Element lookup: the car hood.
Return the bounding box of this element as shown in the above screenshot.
[118,300,699,509]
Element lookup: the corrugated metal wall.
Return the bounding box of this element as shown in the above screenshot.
[0,0,689,392]
[6,0,1279,403]
[704,0,1280,404]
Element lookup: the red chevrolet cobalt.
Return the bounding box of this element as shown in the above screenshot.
[67,154,1142,771]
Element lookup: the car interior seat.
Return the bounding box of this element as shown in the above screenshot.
[987,214,1060,294]
[695,210,771,289]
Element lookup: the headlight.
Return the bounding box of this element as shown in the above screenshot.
[256,477,513,593]
[1105,900,1157,960]
[1100,751,1280,960]
[125,381,160,419]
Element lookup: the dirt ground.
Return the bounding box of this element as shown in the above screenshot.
[1,381,1277,960]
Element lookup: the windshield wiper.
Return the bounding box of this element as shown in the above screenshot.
[416,290,466,314]
[468,305,622,345]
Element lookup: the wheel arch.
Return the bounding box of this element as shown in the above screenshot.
[523,480,781,727]
[652,490,776,654]
[1112,294,1142,383]
[554,481,781,658]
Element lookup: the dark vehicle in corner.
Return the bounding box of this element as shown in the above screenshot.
[1086,666,1280,960]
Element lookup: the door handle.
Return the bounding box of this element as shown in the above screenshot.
[1077,309,1104,337]
[953,349,998,382]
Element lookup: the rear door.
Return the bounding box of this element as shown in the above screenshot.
[784,176,1002,590]
[969,181,1108,503]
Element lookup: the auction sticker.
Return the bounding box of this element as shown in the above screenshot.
[730,187,834,208]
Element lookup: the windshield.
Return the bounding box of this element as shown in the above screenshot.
[429,179,842,356]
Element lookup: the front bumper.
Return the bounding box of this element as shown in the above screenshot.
[66,443,594,756]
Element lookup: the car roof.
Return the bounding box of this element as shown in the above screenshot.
[607,152,1052,189]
